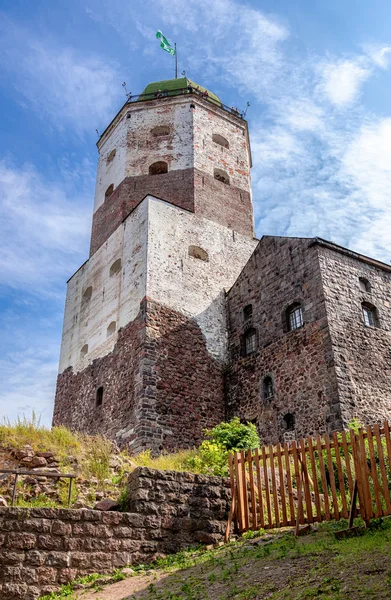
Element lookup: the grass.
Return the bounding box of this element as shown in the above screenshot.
[40,516,391,600]
[0,415,206,509]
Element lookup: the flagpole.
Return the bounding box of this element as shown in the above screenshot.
[175,43,178,78]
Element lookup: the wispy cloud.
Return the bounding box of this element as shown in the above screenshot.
[0,14,123,134]
[0,158,91,294]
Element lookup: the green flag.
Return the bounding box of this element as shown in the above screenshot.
[156,30,175,56]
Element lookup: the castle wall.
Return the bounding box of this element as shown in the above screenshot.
[146,198,257,363]
[58,200,148,374]
[318,244,391,427]
[226,237,340,445]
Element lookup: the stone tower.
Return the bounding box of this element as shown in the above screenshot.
[53,78,257,452]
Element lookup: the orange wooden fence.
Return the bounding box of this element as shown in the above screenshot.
[226,422,391,536]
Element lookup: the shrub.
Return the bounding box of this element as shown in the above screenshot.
[184,418,260,477]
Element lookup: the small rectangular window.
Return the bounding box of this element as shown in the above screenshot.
[245,330,257,355]
[243,304,253,320]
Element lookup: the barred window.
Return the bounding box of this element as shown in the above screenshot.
[244,328,257,355]
[263,376,274,399]
[287,304,304,331]
[362,303,378,328]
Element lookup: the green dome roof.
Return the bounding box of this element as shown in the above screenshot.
[139,77,221,106]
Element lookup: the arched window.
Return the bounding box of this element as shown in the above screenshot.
[214,168,230,185]
[149,161,168,175]
[109,258,122,277]
[105,184,114,198]
[107,321,116,337]
[151,125,170,137]
[82,286,92,303]
[263,376,274,399]
[243,328,257,356]
[359,277,371,293]
[362,302,379,328]
[80,344,88,358]
[106,149,116,164]
[212,134,229,149]
[243,304,253,321]
[283,413,295,431]
[188,245,209,262]
[286,303,304,331]
[96,386,103,407]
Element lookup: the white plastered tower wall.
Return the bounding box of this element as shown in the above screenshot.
[58,199,149,374]
[59,194,257,374]
[94,97,195,213]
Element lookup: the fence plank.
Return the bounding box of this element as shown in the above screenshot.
[292,441,304,524]
[299,438,313,523]
[307,436,322,521]
[316,435,330,521]
[240,450,250,530]
[254,448,265,528]
[284,442,295,525]
[350,429,366,521]
[366,426,383,517]
[332,432,348,519]
[262,446,273,528]
[341,430,353,495]
[357,428,373,521]
[324,434,340,521]
[276,443,288,526]
[269,444,280,527]
[247,449,257,529]
[382,421,391,512]
[234,452,244,531]
[373,423,391,514]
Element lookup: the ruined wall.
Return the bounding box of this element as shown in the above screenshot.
[0,468,230,600]
[226,237,340,445]
[318,243,391,427]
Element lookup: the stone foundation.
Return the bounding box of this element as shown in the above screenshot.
[0,467,230,600]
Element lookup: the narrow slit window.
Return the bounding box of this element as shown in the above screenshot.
[105,184,114,198]
[110,259,122,276]
[283,413,295,431]
[80,344,88,358]
[82,286,92,303]
[96,387,103,407]
[263,376,274,399]
[243,304,253,321]
[107,321,116,337]
[359,277,371,293]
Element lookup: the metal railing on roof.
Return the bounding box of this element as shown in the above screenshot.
[126,86,245,119]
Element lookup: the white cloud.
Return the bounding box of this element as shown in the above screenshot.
[0,15,123,133]
[364,43,391,69]
[320,59,370,107]
[0,159,91,294]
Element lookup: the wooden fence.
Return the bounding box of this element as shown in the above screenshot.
[226,422,391,537]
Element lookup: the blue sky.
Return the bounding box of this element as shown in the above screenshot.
[1,0,391,426]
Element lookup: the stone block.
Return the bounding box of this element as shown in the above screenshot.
[7,533,36,550]
[37,535,63,550]
[0,550,25,565]
[44,552,71,568]
[58,568,78,584]
[52,520,72,536]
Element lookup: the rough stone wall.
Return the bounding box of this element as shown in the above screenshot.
[226,236,340,445]
[317,243,391,427]
[0,468,230,600]
[134,300,226,452]
[53,303,145,442]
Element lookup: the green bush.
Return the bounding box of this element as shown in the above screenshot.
[184,418,260,477]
